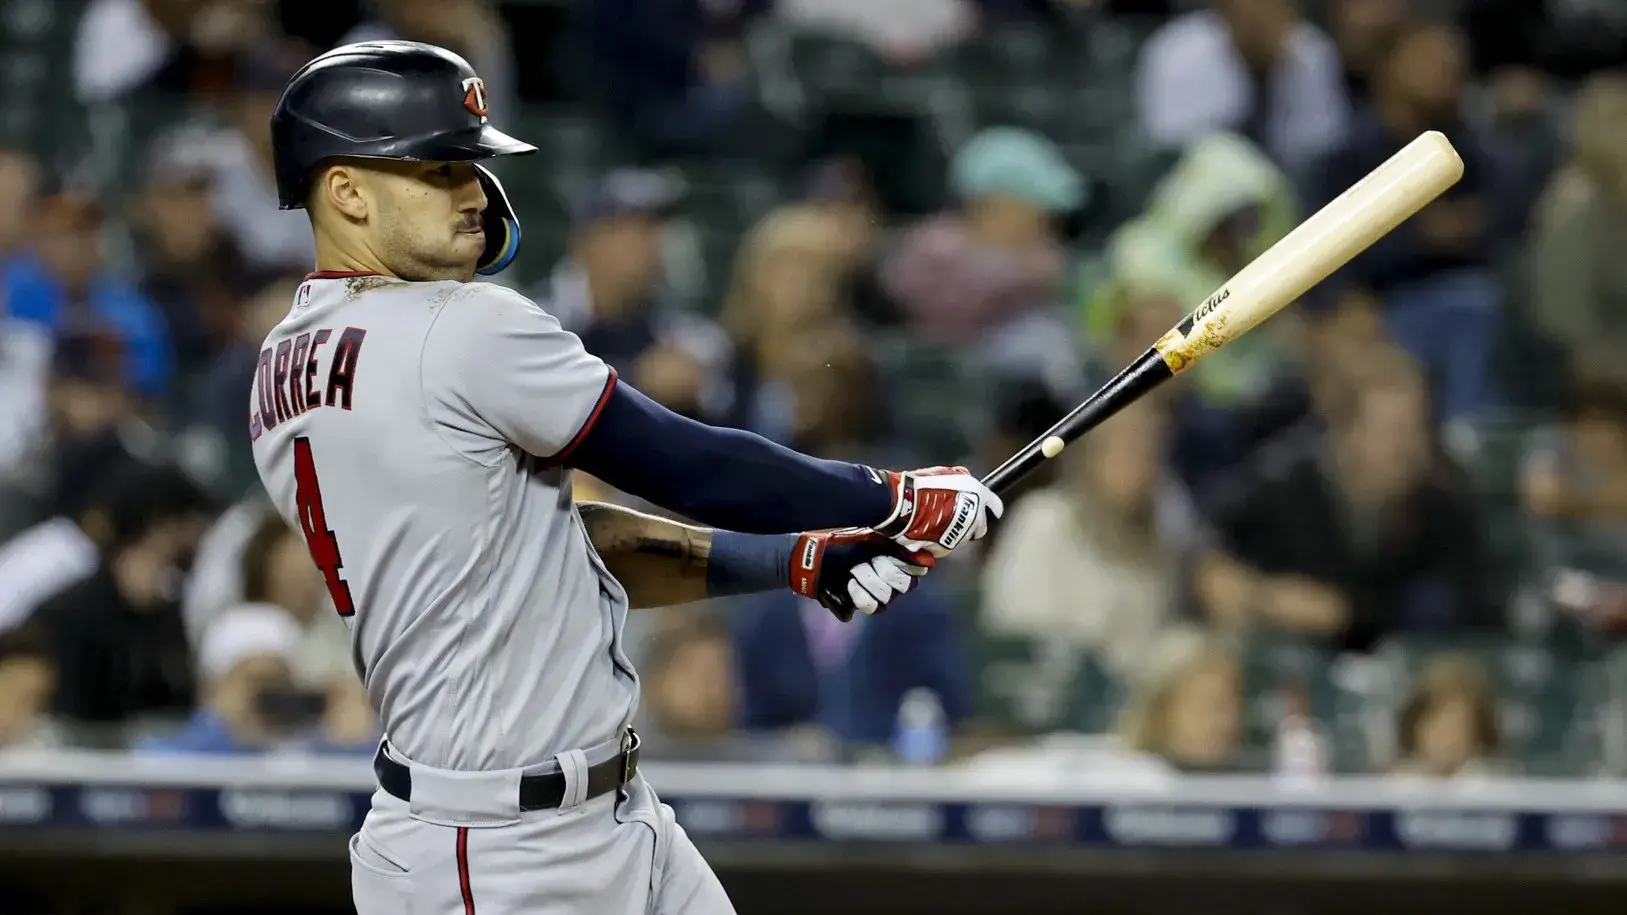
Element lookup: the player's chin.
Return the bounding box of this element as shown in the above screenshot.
[448,230,484,270]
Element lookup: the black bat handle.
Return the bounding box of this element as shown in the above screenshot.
[981,347,1176,495]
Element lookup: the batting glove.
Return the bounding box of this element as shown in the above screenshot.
[790,528,935,622]
[873,466,1004,558]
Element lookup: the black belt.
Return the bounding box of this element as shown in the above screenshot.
[374,729,640,811]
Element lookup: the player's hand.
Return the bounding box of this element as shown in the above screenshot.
[874,466,1004,557]
[790,528,935,622]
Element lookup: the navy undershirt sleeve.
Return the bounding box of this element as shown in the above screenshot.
[706,531,796,596]
[564,383,894,533]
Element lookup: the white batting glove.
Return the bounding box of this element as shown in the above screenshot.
[873,466,1004,557]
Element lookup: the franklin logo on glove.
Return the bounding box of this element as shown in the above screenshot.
[874,466,1004,558]
[942,495,978,551]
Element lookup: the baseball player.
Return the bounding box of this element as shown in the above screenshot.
[250,41,1002,915]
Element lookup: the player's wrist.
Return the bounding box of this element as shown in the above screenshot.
[705,530,796,597]
[872,469,911,535]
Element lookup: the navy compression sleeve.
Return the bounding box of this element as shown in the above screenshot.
[564,383,894,533]
[705,531,795,596]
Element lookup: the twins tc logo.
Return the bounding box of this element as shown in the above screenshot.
[462,77,489,120]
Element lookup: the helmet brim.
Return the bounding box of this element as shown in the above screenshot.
[279,125,538,209]
[417,124,538,161]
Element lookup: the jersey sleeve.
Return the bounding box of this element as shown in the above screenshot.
[421,283,616,462]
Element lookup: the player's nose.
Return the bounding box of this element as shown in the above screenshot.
[453,162,487,215]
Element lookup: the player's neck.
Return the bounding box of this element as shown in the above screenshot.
[313,231,395,279]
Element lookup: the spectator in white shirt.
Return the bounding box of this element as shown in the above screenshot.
[0,513,99,636]
[980,400,1257,680]
[1136,0,1349,178]
[74,0,270,104]
[205,46,316,274]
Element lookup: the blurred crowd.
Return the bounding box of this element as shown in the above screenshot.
[2,0,1627,781]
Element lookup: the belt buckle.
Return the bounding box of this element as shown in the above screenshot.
[621,727,640,784]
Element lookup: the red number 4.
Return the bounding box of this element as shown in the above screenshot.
[293,436,356,617]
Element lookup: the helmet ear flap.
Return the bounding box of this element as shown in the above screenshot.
[474,164,521,276]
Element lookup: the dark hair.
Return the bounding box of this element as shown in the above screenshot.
[240,511,299,605]
[0,621,52,666]
[1396,654,1501,759]
[101,464,215,550]
[1564,379,1627,426]
[991,377,1068,442]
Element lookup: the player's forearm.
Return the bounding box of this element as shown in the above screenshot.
[576,502,796,610]
[566,384,893,533]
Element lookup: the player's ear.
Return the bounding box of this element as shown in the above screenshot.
[320,164,369,222]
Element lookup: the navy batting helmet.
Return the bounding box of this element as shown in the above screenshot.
[271,41,536,276]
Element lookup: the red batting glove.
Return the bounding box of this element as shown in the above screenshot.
[873,466,1004,557]
[790,528,935,622]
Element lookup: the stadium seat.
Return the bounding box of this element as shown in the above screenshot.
[0,0,88,162]
[973,633,1080,734]
[869,335,989,461]
[787,32,889,111]
[1239,634,1378,773]
[971,622,1133,738]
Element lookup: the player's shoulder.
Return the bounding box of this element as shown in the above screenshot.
[422,282,575,368]
[436,281,560,323]
[445,280,536,307]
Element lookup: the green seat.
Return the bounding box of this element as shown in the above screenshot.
[974,634,1078,734]
[982,24,1061,80]
[787,32,886,106]
[870,336,988,461]
[696,227,742,307]
[973,630,1128,736]
[1050,85,1133,146]
[1462,412,1543,500]
[1065,653,1128,735]
[681,181,745,233]
[1239,634,1375,772]
[1082,20,1142,76]
[969,79,1069,135]
[0,0,88,161]
[1493,252,1569,411]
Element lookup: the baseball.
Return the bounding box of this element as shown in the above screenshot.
[1041,436,1065,459]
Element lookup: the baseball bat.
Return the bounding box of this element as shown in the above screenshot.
[981,130,1465,495]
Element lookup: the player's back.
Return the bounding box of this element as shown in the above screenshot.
[249,274,637,771]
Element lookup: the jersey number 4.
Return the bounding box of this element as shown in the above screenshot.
[293,436,356,617]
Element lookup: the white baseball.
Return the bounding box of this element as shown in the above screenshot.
[1041,436,1065,459]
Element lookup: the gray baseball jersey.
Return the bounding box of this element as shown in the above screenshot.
[249,274,636,771]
